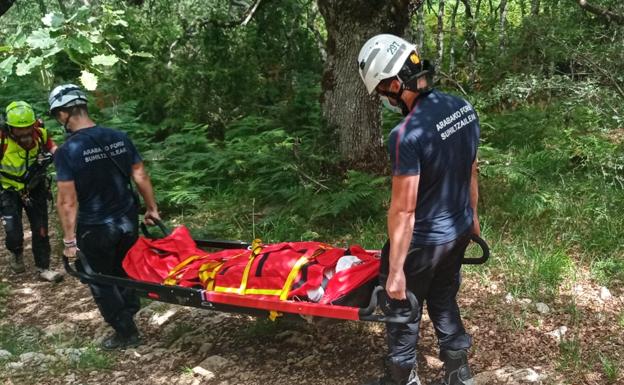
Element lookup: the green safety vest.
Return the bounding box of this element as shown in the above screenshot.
[0,128,48,191]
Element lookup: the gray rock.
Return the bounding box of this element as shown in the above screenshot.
[546,326,568,342]
[509,368,543,383]
[535,302,550,314]
[599,286,612,301]
[0,349,12,360]
[197,342,214,356]
[55,348,85,364]
[192,366,215,380]
[19,352,48,366]
[149,308,179,326]
[475,366,544,384]
[43,321,78,338]
[196,354,230,372]
[6,361,24,370]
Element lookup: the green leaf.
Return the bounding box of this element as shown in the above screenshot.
[91,54,119,66]
[26,29,56,50]
[41,13,64,29]
[80,70,98,91]
[0,56,17,76]
[87,32,103,44]
[65,35,93,54]
[41,46,63,58]
[0,46,11,53]
[15,57,43,76]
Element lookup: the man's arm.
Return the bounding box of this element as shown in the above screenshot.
[386,175,419,300]
[470,159,480,236]
[131,161,160,225]
[57,180,78,257]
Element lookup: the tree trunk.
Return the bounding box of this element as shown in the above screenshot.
[499,0,508,50]
[0,0,16,18]
[449,0,460,74]
[436,0,445,69]
[531,0,540,15]
[576,0,624,24]
[415,5,426,55]
[460,0,478,85]
[317,0,413,173]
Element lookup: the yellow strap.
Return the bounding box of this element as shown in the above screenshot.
[198,261,223,287]
[163,255,203,286]
[279,256,309,300]
[238,239,263,295]
[269,247,328,321]
[214,286,283,296]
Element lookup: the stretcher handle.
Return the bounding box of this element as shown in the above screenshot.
[358,286,419,324]
[461,234,490,265]
[140,218,171,238]
[140,218,251,249]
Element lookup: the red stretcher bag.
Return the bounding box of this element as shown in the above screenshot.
[123,226,380,304]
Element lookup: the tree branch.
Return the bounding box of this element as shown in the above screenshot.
[167,0,264,68]
[575,0,624,24]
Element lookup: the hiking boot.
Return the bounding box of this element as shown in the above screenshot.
[363,376,422,385]
[430,350,474,385]
[9,253,25,273]
[37,268,63,283]
[362,361,422,385]
[101,333,142,350]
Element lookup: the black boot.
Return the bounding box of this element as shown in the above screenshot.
[101,332,142,350]
[9,252,25,273]
[431,350,474,385]
[363,360,422,385]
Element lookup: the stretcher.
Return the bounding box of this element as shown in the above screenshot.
[63,222,489,324]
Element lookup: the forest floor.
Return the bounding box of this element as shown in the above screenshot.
[0,217,623,385]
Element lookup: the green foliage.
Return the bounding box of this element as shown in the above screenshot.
[73,346,113,370]
[0,3,150,90]
[0,325,43,355]
[559,337,583,371]
[599,354,621,384]
[0,282,10,318]
[505,245,573,300]
[591,258,624,286]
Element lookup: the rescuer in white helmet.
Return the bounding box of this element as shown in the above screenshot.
[357,34,482,385]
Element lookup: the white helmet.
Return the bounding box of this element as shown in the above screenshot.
[357,34,417,94]
[48,84,88,113]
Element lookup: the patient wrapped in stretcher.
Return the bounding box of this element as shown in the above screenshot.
[122,226,380,305]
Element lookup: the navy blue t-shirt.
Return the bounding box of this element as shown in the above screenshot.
[54,126,142,225]
[388,89,480,246]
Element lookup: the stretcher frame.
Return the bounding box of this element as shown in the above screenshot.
[63,226,489,324]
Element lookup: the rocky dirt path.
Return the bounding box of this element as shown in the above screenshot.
[0,219,622,385]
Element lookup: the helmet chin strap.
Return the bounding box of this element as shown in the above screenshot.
[381,84,411,116]
[60,111,74,134]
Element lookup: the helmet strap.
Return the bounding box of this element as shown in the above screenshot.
[63,120,71,134]
[379,80,412,116]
